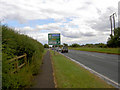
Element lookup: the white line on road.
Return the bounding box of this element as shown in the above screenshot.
[60,52,120,88]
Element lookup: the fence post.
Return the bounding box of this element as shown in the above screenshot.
[9,54,28,73]
[15,56,18,72]
[24,53,27,65]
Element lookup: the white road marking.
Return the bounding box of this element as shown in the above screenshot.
[60,52,120,88]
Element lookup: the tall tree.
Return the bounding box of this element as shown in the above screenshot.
[44,44,49,48]
[107,27,120,47]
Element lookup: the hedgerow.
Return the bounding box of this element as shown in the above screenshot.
[2,25,44,88]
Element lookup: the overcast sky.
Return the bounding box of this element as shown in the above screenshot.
[0,0,119,45]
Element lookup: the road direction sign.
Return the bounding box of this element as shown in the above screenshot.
[48,33,60,45]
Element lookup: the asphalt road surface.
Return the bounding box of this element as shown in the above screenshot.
[63,50,119,84]
[32,50,55,88]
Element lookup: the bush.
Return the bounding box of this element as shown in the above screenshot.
[44,44,49,48]
[2,25,44,88]
[70,43,80,47]
[107,27,120,47]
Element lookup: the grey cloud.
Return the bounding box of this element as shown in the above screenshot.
[5,13,27,23]
[87,6,117,31]
[0,1,50,23]
[0,1,19,9]
[77,1,92,10]
[62,32,80,38]
[77,6,88,10]
[37,25,61,30]
[0,1,27,23]
[85,1,92,5]
[91,20,110,31]
[96,8,102,15]
[40,8,74,16]
[82,32,95,37]
[61,31,95,38]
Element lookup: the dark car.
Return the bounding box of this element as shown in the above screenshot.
[61,46,68,53]
[56,47,62,52]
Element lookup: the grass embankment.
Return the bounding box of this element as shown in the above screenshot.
[69,47,120,54]
[50,50,113,88]
[2,25,44,88]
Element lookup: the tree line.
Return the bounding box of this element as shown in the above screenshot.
[44,27,120,48]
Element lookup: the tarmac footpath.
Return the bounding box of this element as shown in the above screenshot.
[32,50,55,88]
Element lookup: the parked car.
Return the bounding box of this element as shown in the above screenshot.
[61,46,68,53]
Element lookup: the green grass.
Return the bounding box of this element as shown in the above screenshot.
[69,47,120,54]
[43,49,48,55]
[50,50,113,88]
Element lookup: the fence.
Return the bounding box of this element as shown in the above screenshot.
[7,53,27,73]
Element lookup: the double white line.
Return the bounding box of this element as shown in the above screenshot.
[60,53,120,88]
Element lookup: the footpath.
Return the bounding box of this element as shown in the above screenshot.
[32,50,55,88]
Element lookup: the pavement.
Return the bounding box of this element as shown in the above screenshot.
[32,50,55,88]
[62,50,119,84]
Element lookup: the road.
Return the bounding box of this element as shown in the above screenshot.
[62,50,119,84]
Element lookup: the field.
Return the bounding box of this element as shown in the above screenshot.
[50,50,113,88]
[69,47,120,54]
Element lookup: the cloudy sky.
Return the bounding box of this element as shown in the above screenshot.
[0,0,119,45]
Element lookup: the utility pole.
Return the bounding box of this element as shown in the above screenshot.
[110,15,113,36]
[113,13,116,35]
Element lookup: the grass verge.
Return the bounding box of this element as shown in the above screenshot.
[69,47,120,54]
[50,50,113,88]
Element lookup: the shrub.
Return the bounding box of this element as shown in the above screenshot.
[107,27,120,47]
[44,44,49,48]
[2,25,44,88]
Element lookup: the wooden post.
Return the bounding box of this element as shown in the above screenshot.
[24,53,27,65]
[15,57,18,72]
[9,54,28,73]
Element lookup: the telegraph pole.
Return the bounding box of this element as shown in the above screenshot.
[110,15,113,36]
[113,13,116,35]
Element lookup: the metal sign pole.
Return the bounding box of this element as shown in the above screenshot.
[54,45,55,55]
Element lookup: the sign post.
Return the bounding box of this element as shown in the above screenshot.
[48,33,60,55]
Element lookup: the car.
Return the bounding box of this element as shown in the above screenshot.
[61,46,68,53]
[58,47,62,52]
[52,47,55,50]
[55,47,62,52]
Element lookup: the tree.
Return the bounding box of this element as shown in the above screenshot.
[70,43,80,47]
[59,45,63,48]
[44,44,49,48]
[107,27,120,47]
[63,43,68,47]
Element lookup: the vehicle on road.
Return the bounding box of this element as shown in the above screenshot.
[55,47,62,52]
[58,47,62,52]
[52,47,55,50]
[61,46,68,53]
